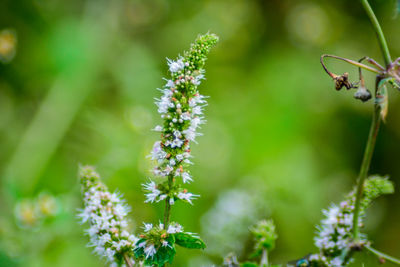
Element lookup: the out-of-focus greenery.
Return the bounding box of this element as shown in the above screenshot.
[1,0,400,266]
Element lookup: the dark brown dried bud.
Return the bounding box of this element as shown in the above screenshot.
[333,72,356,90]
[354,86,372,102]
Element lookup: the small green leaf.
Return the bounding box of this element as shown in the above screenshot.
[134,237,177,266]
[174,232,206,249]
[133,238,146,258]
[376,78,390,121]
[149,244,176,266]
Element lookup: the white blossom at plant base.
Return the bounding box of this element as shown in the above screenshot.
[78,166,137,266]
[134,222,205,266]
[309,176,394,267]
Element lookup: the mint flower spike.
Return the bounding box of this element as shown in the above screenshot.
[137,33,218,267]
[152,32,219,189]
[150,33,218,207]
[78,166,137,267]
[310,176,394,267]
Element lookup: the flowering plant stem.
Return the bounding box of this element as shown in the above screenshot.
[352,102,381,241]
[360,0,391,66]
[365,245,400,265]
[352,0,391,242]
[260,249,268,266]
[124,253,134,267]
[164,175,173,227]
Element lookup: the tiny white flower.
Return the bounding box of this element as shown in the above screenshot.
[177,192,199,205]
[171,138,184,148]
[164,79,175,88]
[153,125,163,132]
[167,58,184,73]
[330,257,343,267]
[167,223,183,234]
[114,204,128,218]
[105,248,115,261]
[181,172,193,183]
[173,130,182,138]
[144,244,157,259]
[181,112,191,120]
[322,205,339,225]
[150,141,167,163]
[143,223,153,232]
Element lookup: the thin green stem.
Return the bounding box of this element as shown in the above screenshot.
[352,100,381,241]
[353,0,391,242]
[163,175,173,227]
[260,249,268,267]
[123,253,134,267]
[164,197,171,226]
[366,246,400,265]
[361,0,391,66]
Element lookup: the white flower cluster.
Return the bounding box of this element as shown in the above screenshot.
[142,179,199,205]
[78,166,137,265]
[151,73,207,181]
[309,176,394,267]
[135,222,183,259]
[310,200,362,267]
[143,38,217,206]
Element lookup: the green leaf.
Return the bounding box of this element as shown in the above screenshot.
[134,236,177,266]
[149,243,176,267]
[376,78,390,121]
[133,238,146,259]
[174,232,206,249]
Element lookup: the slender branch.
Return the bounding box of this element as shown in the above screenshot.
[163,174,174,227]
[359,58,366,88]
[123,253,134,267]
[360,0,392,66]
[163,197,171,226]
[366,245,400,265]
[352,94,381,241]
[260,249,268,267]
[321,54,380,76]
[353,0,392,242]
[359,56,385,71]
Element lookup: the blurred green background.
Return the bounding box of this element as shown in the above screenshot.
[1,0,400,266]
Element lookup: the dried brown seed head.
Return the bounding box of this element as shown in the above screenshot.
[333,72,356,90]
